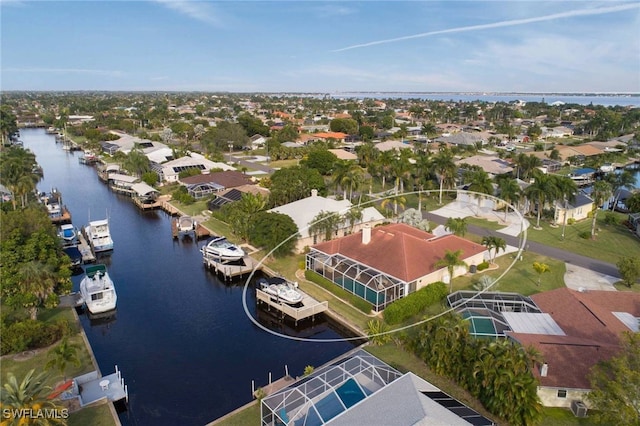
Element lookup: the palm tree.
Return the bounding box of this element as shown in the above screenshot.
[497,177,521,221]
[331,159,352,199]
[551,175,577,240]
[435,249,468,292]
[432,150,457,205]
[411,152,433,212]
[375,150,395,190]
[532,261,550,285]
[45,338,81,381]
[380,193,407,217]
[590,180,613,239]
[482,235,507,263]
[445,217,468,237]
[607,170,635,211]
[525,171,558,229]
[355,141,378,169]
[390,149,412,195]
[308,211,342,242]
[122,144,151,177]
[17,261,60,320]
[1,370,66,426]
[466,169,494,216]
[514,153,542,181]
[343,207,363,233]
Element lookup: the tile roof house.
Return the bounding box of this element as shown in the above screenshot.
[455,155,513,176]
[307,223,486,311]
[508,288,640,408]
[151,152,234,183]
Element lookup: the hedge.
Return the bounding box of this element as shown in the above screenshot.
[304,270,372,314]
[383,282,448,325]
[0,319,70,355]
[477,261,490,271]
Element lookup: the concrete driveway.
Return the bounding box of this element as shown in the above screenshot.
[564,263,619,291]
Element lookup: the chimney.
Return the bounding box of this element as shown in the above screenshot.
[311,189,318,197]
[540,363,548,377]
[362,224,371,245]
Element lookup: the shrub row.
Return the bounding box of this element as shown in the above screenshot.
[304,270,372,314]
[477,261,490,271]
[0,319,71,355]
[383,281,448,325]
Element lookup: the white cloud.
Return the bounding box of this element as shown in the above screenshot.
[331,3,640,52]
[153,0,223,26]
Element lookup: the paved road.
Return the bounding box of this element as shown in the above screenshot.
[225,153,275,174]
[425,212,621,279]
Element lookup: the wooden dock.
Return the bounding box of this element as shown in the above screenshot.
[203,255,261,281]
[77,231,96,264]
[172,218,210,239]
[256,288,328,324]
[51,207,72,225]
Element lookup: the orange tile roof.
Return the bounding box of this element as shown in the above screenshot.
[313,132,348,139]
[311,223,485,282]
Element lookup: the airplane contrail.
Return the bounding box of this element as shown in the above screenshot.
[331,3,640,52]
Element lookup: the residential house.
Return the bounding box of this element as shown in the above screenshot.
[434,132,485,147]
[307,223,486,311]
[207,184,270,210]
[554,192,594,225]
[250,134,267,148]
[374,140,412,152]
[151,152,234,183]
[261,349,496,426]
[328,149,358,161]
[180,170,253,199]
[510,288,640,408]
[455,155,513,176]
[313,132,348,143]
[269,189,385,254]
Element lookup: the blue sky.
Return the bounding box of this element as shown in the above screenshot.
[1,1,639,93]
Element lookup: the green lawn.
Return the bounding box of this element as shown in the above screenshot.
[212,403,260,426]
[524,213,639,265]
[452,251,567,296]
[1,308,117,426]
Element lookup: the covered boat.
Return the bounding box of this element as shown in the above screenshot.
[80,264,117,314]
[58,223,78,247]
[200,236,245,262]
[258,276,303,305]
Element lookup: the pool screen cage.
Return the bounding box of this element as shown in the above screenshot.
[306,251,407,312]
[261,350,402,426]
[447,291,542,338]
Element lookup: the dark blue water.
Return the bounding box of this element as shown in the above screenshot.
[21,128,357,426]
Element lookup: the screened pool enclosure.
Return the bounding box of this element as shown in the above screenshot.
[261,350,402,426]
[306,251,409,312]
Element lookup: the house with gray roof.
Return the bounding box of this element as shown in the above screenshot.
[268,189,385,253]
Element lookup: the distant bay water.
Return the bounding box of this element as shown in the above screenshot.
[330,92,640,107]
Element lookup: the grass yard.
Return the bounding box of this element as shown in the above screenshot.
[524,213,639,265]
[1,307,117,426]
[451,251,567,296]
[265,159,299,168]
[212,403,261,426]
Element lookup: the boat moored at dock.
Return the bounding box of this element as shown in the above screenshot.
[58,223,79,247]
[80,264,117,314]
[258,276,303,305]
[200,235,245,262]
[84,218,114,253]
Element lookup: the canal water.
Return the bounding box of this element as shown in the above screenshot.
[21,128,358,426]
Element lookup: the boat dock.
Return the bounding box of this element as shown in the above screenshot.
[203,255,261,281]
[77,231,96,263]
[256,287,328,324]
[172,219,210,239]
[50,206,72,225]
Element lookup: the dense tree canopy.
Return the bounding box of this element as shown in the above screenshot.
[267,166,326,207]
[300,149,337,175]
[248,211,298,257]
[588,331,640,426]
